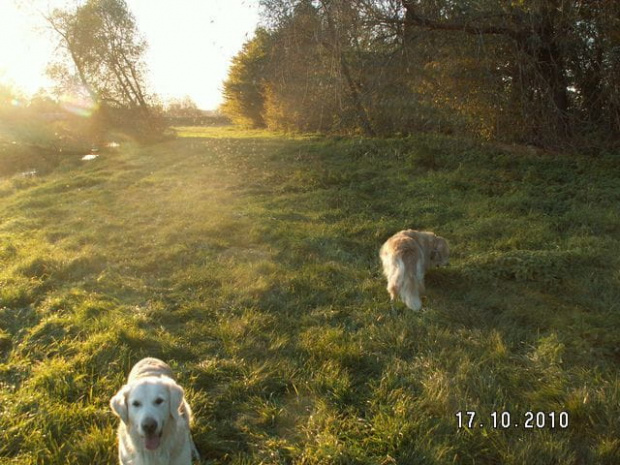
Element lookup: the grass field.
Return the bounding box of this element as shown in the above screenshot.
[1,125,619,464]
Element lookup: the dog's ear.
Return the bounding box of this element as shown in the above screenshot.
[167,380,184,421]
[110,385,131,424]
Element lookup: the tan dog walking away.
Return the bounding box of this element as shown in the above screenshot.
[380,229,449,310]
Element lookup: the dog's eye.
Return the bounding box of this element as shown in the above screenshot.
[131,400,142,408]
[154,397,164,405]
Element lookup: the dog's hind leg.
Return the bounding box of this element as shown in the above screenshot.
[390,297,397,316]
[387,279,399,314]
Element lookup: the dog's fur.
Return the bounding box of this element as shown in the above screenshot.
[380,230,449,310]
[110,358,199,465]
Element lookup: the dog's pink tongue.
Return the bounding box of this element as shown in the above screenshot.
[145,435,161,450]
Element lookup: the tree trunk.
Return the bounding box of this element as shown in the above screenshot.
[320,0,376,136]
[339,52,376,136]
[535,3,571,136]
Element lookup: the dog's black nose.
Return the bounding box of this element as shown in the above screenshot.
[142,417,158,435]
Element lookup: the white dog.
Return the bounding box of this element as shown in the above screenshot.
[110,357,199,465]
[380,229,450,310]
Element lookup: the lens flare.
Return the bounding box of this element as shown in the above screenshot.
[59,94,97,118]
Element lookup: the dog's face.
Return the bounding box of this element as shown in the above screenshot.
[111,376,184,451]
[430,235,450,267]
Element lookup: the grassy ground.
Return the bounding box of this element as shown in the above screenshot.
[0,125,619,464]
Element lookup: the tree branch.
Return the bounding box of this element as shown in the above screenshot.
[400,1,524,41]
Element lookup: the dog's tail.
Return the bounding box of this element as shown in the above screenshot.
[381,248,422,311]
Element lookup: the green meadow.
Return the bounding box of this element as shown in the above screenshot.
[1,126,619,464]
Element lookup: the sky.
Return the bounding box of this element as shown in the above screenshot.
[0,0,261,110]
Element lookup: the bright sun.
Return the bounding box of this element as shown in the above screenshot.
[0,0,261,110]
[0,2,55,95]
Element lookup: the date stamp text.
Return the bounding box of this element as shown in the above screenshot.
[456,410,569,430]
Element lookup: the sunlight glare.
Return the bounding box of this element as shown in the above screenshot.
[0,0,261,110]
[0,2,54,95]
[59,93,97,118]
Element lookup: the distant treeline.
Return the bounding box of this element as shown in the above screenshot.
[164,99,231,126]
[222,0,620,149]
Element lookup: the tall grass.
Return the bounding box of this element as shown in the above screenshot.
[1,127,619,464]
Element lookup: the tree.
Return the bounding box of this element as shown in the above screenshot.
[317,0,376,136]
[47,0,150,111]
[45,0,162,141]
[368,0,620,145]
[260,1,341,132]
[223,0,619,147]
[165,96,203,120]
[221,28,272,128]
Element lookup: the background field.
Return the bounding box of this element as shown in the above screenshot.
[1,126,619,464]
